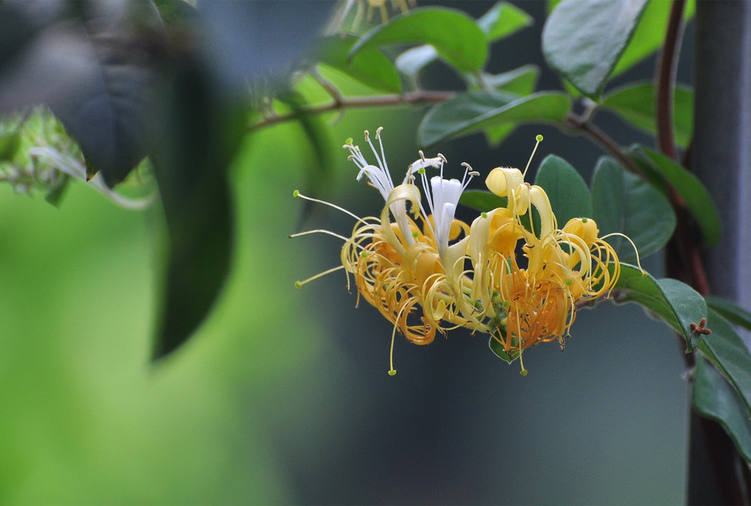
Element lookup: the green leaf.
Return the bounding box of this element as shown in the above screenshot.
[630,147,721,245]
[591,156,676,261]
[395,2,531,79]
[418,91,570,147]
[612,264,707,344]
[0,131,20,161]
[693,356,751,463]
[611,0,695,78]
[602,82,693,147]
[464,65,540,145]
[534,155,593,225]
[706,296,751,332]
[477,2,533,42]
[151,58,244,360]
[351,8,488,72]
[316,35,401,93]
[697,309,751,414]
[542,0,649,97]
[467,65,540,95]
[460,190,507,212]
[489,335,518,364]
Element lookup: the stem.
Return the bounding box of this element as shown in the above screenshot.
[656,0,685,160]
[249,91,454,131]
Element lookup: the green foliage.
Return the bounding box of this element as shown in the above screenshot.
[316,35,401,93]
[477,2,534,42]
[534,155,593,226]
[693,356,751,463]
[591,157,676,261]
[602,83,693,147]
[489,336,516,364]
[612,264,706,345]
[696,309,751,414]
[706,296,751,331]
[395,2,531,79]
[630,147,721,245]
[351,8,488,72]
[0,131,20,161]
[418,92,570,147]
[611,0,695,79]
[543,0,649,98]
[459,190,507,212]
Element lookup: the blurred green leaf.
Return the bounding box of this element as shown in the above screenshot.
[418,91,570,147]
[394,45,438,79]
[697,309,751,414]
[0,131,20,161]
[612,264,706,345]
[602,82,693,147]
[351,8,488,72]
[477,2,533,41]
[395,2,530,79]
[591,156,676,261]
[459,190,507,212]
[630,147,721,245]
[611,0,695,78]
[534,154,593,225]
[464,65,540,145]
[151,58,245,360]
[476,65,540,95]
[693,356,751,463]
[542,0,649,97]
[316,35,401,93]
[706,296,751,332]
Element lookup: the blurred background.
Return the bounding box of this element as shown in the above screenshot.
[0,1,694,504]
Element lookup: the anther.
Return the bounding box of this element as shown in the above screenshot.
[364,129,370,141]
[469,171,480,177]
[376,126,384,138]
[438,153,448,163]
[461,162,473,170]
[418,150,426,161]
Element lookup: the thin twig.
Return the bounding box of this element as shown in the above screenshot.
[248,91,455,131]
[656,0,686,160]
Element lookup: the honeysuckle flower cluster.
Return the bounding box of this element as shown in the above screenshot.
[293,128,638,375]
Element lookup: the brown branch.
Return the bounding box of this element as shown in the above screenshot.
[656,0,686,160]
[249,91,455,131]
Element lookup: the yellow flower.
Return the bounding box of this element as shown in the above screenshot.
[293,128,479,374]
[293,131,641,376]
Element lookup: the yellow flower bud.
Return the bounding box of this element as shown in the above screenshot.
[563,217,599,246]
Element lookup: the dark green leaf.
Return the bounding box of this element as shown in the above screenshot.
[693,356,751,463]
[706,296,751,332]
[697,309,751,414]
[316,35,401,93]
[534,155,593,225]
[351,8,488,72]
[489,335,517,364]
[630,147,721,245]
[612,0,695,78]
[418,91,570,147]
[464,65,539,146]
[151,58,245,360]
[591,156,676,261]
[477,2,533,42]
[395,2,530,79]
[612,264,707,344]
[542,0,649,97]
[602,82,693,147]
[0,131,20,161]
[460,190,508,212]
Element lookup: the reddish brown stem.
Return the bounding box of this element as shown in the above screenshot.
[249,91,455,131]
[656,0,685,160]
